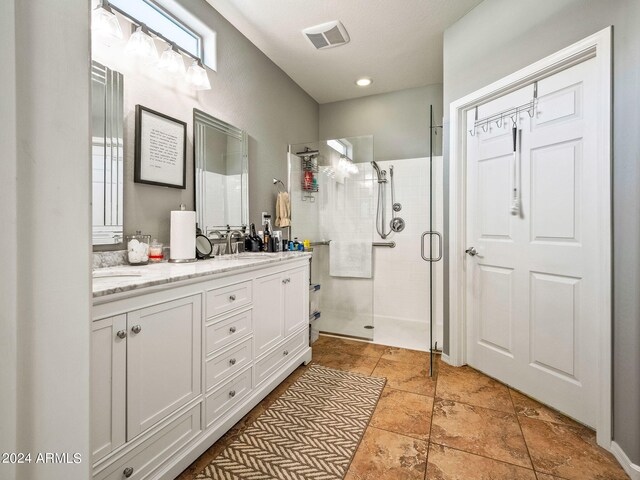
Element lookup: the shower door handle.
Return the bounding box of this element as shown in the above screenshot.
[421,231,442,262]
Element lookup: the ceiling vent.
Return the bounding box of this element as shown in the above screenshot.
[302,21,350,50]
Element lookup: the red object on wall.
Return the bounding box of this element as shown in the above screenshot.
[304,171,313,190]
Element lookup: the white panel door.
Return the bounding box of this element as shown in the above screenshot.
[91,315,127,462]
[127,294,202,440]
[466,58,599,426]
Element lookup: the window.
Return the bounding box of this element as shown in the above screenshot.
[326,139,353,159]
[111,0,201,59]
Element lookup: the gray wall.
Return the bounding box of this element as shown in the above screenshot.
[442,0,640,463]
[319,84,443,161]
[1,1,92,479]
[94,0,318,247]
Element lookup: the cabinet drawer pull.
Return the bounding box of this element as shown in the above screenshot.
[123,466,134,478]
[229,294,236,301]
[229,358,237,366]
[283,350,289,356]
[229,390,236,398]
[131,325,142,334]
[229,326,237,334]
[116,330,127,339]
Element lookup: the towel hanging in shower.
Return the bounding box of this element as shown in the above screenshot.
[330,241,372,279]
[275,191,291,227]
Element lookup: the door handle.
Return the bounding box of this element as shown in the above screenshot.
[421,231,443,262]
[465,247,478,257]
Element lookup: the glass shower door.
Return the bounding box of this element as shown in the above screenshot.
[423,105,444,375]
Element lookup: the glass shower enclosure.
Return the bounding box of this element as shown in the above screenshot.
[289,136,375,340]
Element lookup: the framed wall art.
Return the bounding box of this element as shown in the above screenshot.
[134,105,187,189]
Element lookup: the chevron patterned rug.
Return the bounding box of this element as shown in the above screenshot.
[196,364,386,480]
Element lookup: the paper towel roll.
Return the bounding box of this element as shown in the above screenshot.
[170,210,196,261]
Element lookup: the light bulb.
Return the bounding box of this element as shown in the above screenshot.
[126,24,159,62]
[158,44,185,75]
[186,60,211,90]
[92,1,123,42]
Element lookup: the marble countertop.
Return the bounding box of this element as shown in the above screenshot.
[92,252,312,299]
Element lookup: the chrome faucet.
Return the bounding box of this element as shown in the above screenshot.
[226,230,244,254]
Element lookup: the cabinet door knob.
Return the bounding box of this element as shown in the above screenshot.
[283,350,289,356]
[229,390,236,398]
[123,467,134,478]
[131,325,142,334]
[229,294,236,301]
[116,330,127,339]
[229,326,237,334]
[229,358,237,365]
[282,279,287,284]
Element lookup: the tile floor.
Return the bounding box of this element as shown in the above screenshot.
[177,335,629,480]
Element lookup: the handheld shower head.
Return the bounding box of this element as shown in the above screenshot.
[371,161,386,183]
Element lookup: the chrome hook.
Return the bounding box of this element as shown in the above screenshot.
[496,115,503,128]
[482,122,489,133]
[527,107,535,118]
[468,128,475,137]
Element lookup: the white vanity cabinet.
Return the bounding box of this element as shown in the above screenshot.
[254,266,308,356]
[126,295,202,440]
[91,257,311,480]
[91,295,201,467]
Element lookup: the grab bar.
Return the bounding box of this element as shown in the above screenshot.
[373,241,395,248]
[309,240,395,248]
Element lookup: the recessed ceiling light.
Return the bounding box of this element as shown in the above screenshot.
[355,77,373,87]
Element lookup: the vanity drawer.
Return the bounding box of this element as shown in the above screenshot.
[205,367,253,428]
[205,308,252,355]
[206,281,252,318]
[206,337,252,392]
[94,403,201,480]
[255,328,308,387]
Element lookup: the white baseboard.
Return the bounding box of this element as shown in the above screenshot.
[611,441,640,480]
[441,353,451,365]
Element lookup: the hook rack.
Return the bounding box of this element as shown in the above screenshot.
[468,82,538,137]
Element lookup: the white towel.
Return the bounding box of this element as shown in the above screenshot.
[275,191,291,227]
[329,241,372,278]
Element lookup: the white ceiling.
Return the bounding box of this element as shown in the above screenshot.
[205,0,483,104]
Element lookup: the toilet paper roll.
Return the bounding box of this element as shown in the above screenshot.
[170,210,196,261]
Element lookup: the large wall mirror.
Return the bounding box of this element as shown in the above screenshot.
[91,61,124,245]
[194,109,248,235]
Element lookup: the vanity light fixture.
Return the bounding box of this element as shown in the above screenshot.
[355,77,373,87]
[158,43,186,75]
[126,24,159,62]
[92,0,123,41]
[186,59,211,91]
